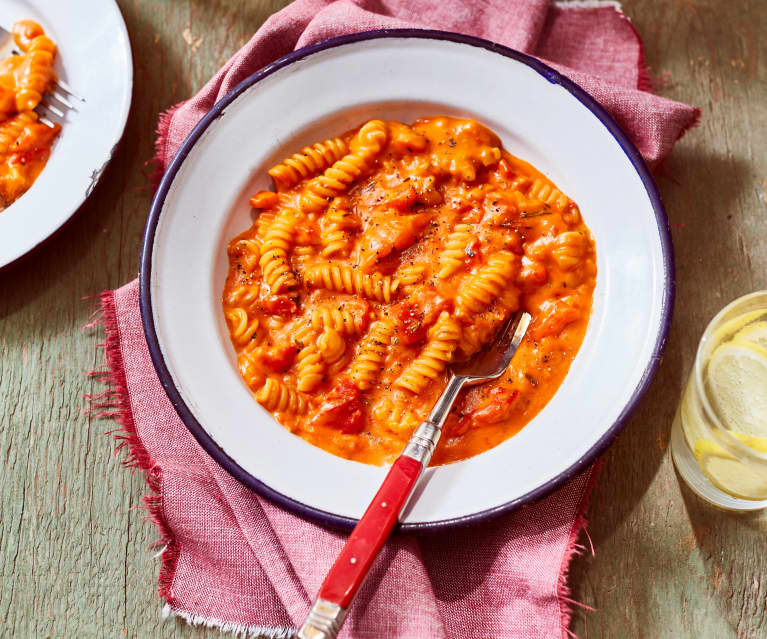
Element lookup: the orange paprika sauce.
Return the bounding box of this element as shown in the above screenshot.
[0,20,60,210]
[222,117,596,466]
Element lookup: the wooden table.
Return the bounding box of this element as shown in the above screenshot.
[1,1,765,636]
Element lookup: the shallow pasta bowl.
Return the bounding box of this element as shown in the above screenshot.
[140,30,673,531]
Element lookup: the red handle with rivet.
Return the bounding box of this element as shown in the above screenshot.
[318,454,423,608]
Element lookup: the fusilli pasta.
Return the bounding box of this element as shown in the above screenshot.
[310,306,368,335]
[304,263,398,303]
[255,378,308,414]
[317,328,346,365]
[225,282,260,308]
[395,312,461,393]
[268,136,348,190]
[259,208,299,293]
[349,319,393,390]
[395,263,427,287]
[528,178,570,213]
[225,308,261,345]
[294,322,325,392]
[455,251,518,317]
[320,198,360,257]
[300,120,388,212]
[437,223,473,279]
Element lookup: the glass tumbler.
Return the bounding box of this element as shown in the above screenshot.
[670,291,767,510]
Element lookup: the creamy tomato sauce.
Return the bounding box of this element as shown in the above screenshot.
[222,116,596,466]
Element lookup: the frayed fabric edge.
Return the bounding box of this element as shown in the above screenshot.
[149,103,184,188]
[554,0,654,93]
[86,290,181,604]
[163,603,297,639]
[557,460,603,639]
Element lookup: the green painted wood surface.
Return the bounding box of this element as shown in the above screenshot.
[0,0,765,637]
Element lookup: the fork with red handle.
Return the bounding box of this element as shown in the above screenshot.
[298,311,531,639]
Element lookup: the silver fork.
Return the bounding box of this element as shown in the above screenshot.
[0,24,83,126]
[298,310,532,639]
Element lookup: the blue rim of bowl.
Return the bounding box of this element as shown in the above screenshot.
[139,29,675,532]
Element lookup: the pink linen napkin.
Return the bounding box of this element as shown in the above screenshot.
[92,2,699,637]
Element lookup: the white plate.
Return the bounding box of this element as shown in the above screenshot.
[0,0,132,268]
[141,31,673,530]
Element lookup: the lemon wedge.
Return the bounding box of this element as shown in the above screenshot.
[706,342,767,439]
[733,321,767,351]
[694,437,767,500]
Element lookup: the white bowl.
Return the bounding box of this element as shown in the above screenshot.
[0,0,132,268]
[141,30,673,531]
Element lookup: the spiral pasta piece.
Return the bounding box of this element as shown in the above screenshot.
[300,120,388,212]
[349,319,393,390]
[249,190,280,210]
[225,307,261,345]
[350,119,388,155]
[255,378,308,414]
[231,238,260,271]
[300,154,369,212]
[253,210,276,244]
[455,251,518,317]
[258,208,298,293]
[294,323,325,392]
[12,20,45,50]
[437,223,473,279]
[395,264,427,287]
[225,282,260,308]
[551,231,590,271]
[13,30,57,112]
[304,264,398,303]
[318,328,346,365]
[321,200,360,257]
[395,312,461,393]
[528,178,569,213]
[320,225,347,258]
[310,306,367,335]
[371,396,423,435]
[0,112,37,154]
[291,244,316,268]
[268,137,348,190]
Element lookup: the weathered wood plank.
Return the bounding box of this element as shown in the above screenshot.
[0,0,764,637]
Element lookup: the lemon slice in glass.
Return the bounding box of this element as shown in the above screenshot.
[711,310,767,344]
[694,436,767,500]
[733,321,767,351]
[706,342,767,439]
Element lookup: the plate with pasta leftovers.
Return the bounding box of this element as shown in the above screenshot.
[0,0,132,268]
[141,30,673,530]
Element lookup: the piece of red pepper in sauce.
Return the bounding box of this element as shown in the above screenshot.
[469,387,519,426]
[395,302,427,345]
[260,294,298,316]
[384,183,418,212]
[259,345,296,373]
[311,378,365,434]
